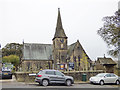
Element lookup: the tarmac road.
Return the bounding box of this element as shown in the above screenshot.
[0,75,119,88]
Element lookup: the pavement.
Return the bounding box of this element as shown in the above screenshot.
[74,81,90,84]
[21,81,90,85]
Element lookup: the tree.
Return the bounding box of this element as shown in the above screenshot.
[2,43,23,58]
[2,55,20,67]
[97,10,120,58]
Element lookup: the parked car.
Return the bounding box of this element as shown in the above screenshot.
[35,69,74,86]
[89,73,120,85]
[2,67,12,79]
[2,70,12,79]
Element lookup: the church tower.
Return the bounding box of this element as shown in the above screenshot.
[53,8,68,69]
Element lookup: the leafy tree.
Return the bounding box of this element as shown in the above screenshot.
[2,43,23,58]
[97,10,120,58]
[2,55,20,67]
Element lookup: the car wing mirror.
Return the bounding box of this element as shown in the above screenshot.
[104,76,106,78]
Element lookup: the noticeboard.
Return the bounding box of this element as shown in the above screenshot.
[60,64,65,70]
[69,62,74,69]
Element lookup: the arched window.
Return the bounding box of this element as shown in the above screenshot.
[74,56,76,62]
[78,56,80,62]
[61,44,64,49]
[26,62,30,71]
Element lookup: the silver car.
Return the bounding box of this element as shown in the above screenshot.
[89,73,120,85]
[35,69,74,86]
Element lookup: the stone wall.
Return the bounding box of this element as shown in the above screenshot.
[14,71,38,82]
[14,70,104,82]
[64,70,104,81]
[21,60,53,72]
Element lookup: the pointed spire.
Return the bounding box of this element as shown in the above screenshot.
[53,8,67,40]
[56,8,63,29]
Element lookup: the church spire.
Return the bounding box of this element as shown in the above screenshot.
[53,8,67,40]
[56,8,63,29]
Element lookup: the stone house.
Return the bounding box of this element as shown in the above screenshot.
[95,57,116,73]
[21,8,92,72]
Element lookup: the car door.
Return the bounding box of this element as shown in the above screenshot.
[104,74,111,83]
[110,74,118,83]
[55,71,65,83]
[45,71,57,83]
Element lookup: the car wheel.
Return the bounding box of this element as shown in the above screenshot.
[42,79,49,86]
[116,80,120,85]
[38,82,41,85]
[100,80,104,85]
[66,80,72,86]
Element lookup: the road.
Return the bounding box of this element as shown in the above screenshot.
[0,75,119,88]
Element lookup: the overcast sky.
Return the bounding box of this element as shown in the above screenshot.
[0,0,119,60]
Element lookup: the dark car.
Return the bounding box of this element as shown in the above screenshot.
[2,71,12,79]
[1,66,13,79]
[35,69,74,86]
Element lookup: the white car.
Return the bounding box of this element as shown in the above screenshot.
[89,73,120,85]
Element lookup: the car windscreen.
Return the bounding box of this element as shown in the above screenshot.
[38,71,44,74]
[96,73,106,77]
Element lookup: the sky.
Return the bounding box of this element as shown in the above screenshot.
[0,0,119,60]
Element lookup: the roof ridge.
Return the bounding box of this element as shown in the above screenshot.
[24,43,52,45]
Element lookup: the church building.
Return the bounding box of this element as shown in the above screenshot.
[21,8,92,72]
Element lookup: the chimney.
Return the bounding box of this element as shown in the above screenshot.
[104,54,106,58]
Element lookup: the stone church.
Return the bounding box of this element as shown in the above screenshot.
[21,8,92,72]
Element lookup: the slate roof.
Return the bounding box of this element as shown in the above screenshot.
[53,8,67,40]
[22,43,53,60]
[67,40,91,62]
[67,42,76,58]
[97,58,116,65]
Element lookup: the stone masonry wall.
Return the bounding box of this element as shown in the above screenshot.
[14,70,104,82]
